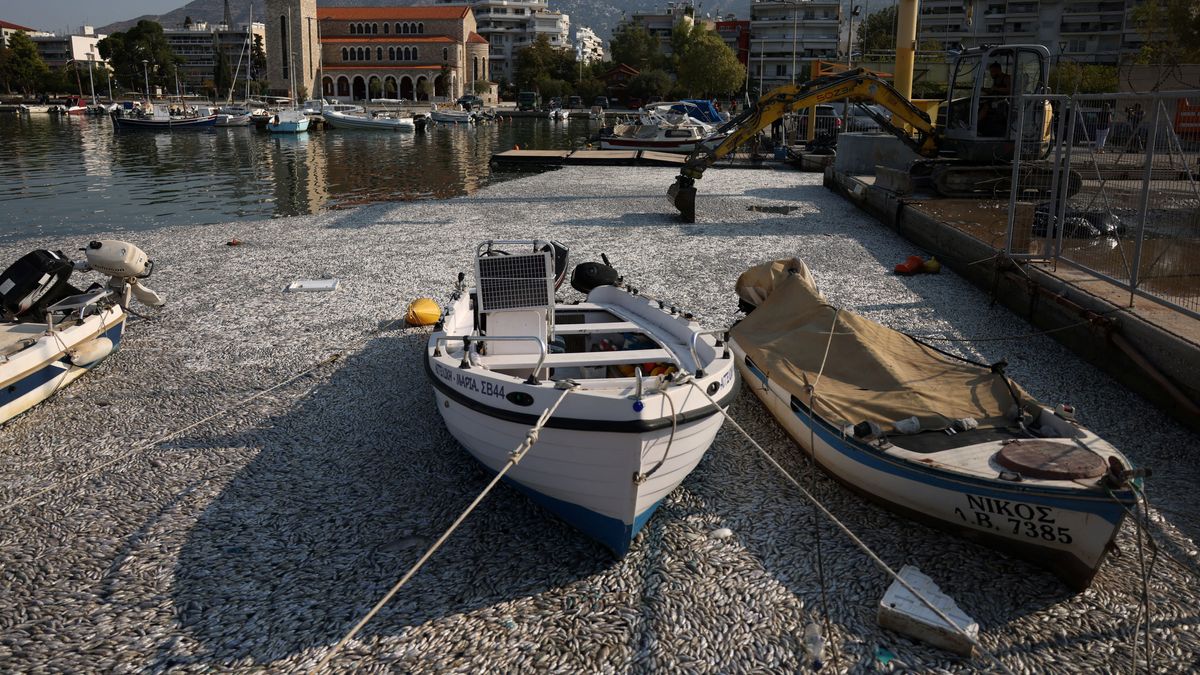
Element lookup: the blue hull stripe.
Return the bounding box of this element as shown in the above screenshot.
[490,471,663,556]
[0,322,124,408]
[743,356,1130,523]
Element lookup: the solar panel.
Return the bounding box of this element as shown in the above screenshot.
[475,251,554,314]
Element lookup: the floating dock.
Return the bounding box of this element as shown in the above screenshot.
[490,149,686,170]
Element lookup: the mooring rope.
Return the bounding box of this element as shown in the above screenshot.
[683,377,1016,675]
[0,317,412,517]
[311,382,579,673]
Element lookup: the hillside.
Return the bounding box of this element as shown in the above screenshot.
[99,0,756,42]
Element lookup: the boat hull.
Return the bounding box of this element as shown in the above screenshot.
[0,310,126,424]
[324,111,414,131]
[111,114,218,130]
[599,136,703,153]
[267,119,310,133]
[432,385,727,555]
[732,341,1133,590]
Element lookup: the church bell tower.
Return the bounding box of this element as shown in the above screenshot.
[265,0,318,100]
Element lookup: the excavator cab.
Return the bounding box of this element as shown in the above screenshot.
[941,45,1052,162]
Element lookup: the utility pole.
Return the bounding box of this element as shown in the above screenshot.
[142,59,150,102]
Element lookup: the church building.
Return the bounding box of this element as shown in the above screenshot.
[265,1,490,102]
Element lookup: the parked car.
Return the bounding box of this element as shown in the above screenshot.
[567,95,582,109]
[792,104,843,136]
[592,96,609,109]
[456,95,484,110]
[823,102,893,132]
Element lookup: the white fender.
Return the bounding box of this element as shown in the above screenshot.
[69,336,114,367]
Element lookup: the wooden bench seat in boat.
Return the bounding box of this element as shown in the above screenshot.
[552,321,640,335]
[476,348,675,370]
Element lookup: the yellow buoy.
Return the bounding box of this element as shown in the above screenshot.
[405,298,442,326]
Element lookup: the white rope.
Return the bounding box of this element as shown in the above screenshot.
[311,383,578,673]
[684,377,1016,675]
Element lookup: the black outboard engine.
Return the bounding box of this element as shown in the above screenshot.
[0,249,79,321]
[570,253,621,295]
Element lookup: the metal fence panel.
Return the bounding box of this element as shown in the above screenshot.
[1006,91,1200,319]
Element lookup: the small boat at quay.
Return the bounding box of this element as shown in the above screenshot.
[266,109,310,134]
[429,103,473,124]
[215,113,252,127]
[0,240,165,425]
[600,100,726,153]
[323,108,414,131]
[427,241,738,555]
[48,96,87,115]
[548,108,570,121]
[111,104,217,130]
[728,258,1145,590]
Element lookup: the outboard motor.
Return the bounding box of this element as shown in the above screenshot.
[0,249,78,321]
[570,253,621,295]
[79,240,165,308]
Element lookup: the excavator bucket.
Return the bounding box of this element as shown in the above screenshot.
[668,176,697,223]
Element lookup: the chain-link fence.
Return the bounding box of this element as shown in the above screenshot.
[1006,91,1200,319]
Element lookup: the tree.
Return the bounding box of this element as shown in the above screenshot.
[1049,63,1118,94]
[513,34,574,90]
[610,24,661,72]
[856,6,897,55]
[1131,0,1200,65]
[472,79,490,95]
[250,34,266,82]
[667,21,700,73]
[0,32,49,95]
[677,32,745,97]
[626,69,672,101]
[97,20,182,95]
[214,48,233,99]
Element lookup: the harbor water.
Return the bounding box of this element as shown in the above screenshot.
[0,113,599,241]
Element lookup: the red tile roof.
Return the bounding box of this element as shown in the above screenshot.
[323,36,454,44]
[0,19,36,31]
[467,32,487,44]
[317,7,471,21]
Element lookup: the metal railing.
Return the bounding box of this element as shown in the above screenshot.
[1006,91,1200,319]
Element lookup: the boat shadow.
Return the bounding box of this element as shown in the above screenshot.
[158,330,616,668]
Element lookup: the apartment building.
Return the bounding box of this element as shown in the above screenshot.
[443,0,570,82]
[162,20,266,91]
[1,19,36,47]
[619,1,717,60]
[30,26,106,69]
[749,0,841,91]
[916,0,1152,67]
[575,26,604,64]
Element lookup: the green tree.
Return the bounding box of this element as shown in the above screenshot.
[667,21,700,73]
[472,79,490,95]
[514,34,574,90]
[1049,63,1118,94]
[0,32,49,95]
[856,6,896,55]
[1131,0,1200,65]
[417,78,432,100]
[626,68,672,101]
[97,20,182,95]
[250,34,266,83]
[677,32,745,97]
[214,48,233,99]
[610,23,661,72]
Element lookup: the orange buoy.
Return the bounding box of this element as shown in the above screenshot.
[405,298,441,326]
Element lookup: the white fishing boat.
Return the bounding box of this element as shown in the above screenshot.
[548,108,570,121]
[0,241,165,424]
[599,100,725,153]
[427,241,738,555]
[429,103,473,125]
[728,258,1145,590]
[111,103,217,130]
[323,108,414,131]
[301,99,364,117]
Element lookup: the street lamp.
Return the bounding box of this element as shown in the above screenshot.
[142,59,150,101]
[847,6,861,67]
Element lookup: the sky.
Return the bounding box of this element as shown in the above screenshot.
[1,0,182,33]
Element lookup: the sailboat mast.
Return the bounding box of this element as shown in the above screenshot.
[246,2,253,103]
[287,6,296,105]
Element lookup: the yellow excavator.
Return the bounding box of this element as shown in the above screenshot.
[669,44,1080,222]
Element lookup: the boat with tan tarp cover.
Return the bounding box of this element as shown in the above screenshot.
[728,258,1146,590]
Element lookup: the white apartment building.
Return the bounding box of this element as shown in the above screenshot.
[1,19,37,47]
[30,26,107,69]
[749,0,841,92]
[575,26,604,64]
[620,1,716,60]
[916,0,1154,67]
[444,0,570,82]
[163,20,267,92]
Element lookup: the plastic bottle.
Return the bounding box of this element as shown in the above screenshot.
[802,622,825,670]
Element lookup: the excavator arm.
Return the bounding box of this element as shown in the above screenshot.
[669,68,941,222]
